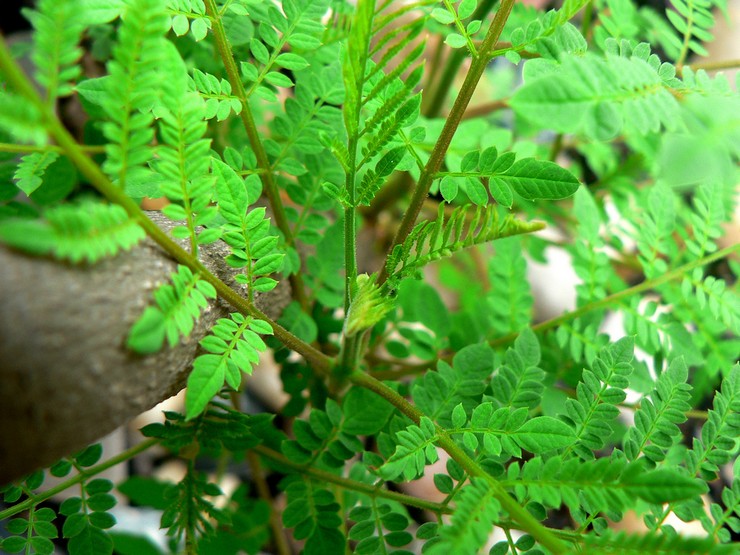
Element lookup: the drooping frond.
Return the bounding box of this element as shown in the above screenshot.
[570,187,614,304]
[386,203,545,287]
[161,466,228,544]
[0,201,145,264]
[212,159,285,299]
[126,264,217,354]
[687,364,740,479]
[340,0,427,206]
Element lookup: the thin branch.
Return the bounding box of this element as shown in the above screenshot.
[377,0,517,286]
[253,445,450,515]
[203,0,309,311]
[0,439,159,520]
[421,0,499,117]
[0,142,106,154]
[679,58,740,75]
[0,36,332,376]
[247,450,292,555]
[489,242,740,349]
[461,98,509,120]
[349,370,570,554]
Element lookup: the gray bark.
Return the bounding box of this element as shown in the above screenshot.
[0,212,290,484]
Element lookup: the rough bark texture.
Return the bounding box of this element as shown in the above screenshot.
[0,212,290,484]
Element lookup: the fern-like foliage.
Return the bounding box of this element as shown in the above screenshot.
[100,0,170,193]
[702,464,740,544]
[12,151,59,196]
[161,465,228,546]
[0,201,145,263]
[0,445,117,555]
[487,236,534,337]
[412,343,493,428]
[191,68,242,121]
[238,0,331,101]
[581,529,733,554]
[570,187,614,304]
[489,328,546,409]
[427,478,501,555]
[386,203,544,287]
[562,337,634,460]
[511,40,681,140]
[507,455,703,517]
[0,93,47,145]
[126,264,217,354]
[186,314,273,419]
[624,357,693,464]
[430,0,485,54]
[435,147,581,206]
[282,477,346,555]
[23,0,83,103]
[659,365,740,529]
[348,502,414,555]
[213,159,285,297]
[157,91,219,252]
[379,416,439,482]
[665,0,723,64]
[0,473,59,555]
[141,404,272,453]
[688,364,740,479]
[167,0,211,42]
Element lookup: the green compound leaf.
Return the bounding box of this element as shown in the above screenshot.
[342,386,395,435]
[493,158,580,201]
[0,201,145,263]
[185,314,270,419]
[514,416,576,453]
[13,151,59,196]
[127,265,217,355]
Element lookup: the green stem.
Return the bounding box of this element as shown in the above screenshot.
[0,142,106,154]
[0,36,331,376]
[0,439,159,520]
[682,58,740,74]
[349,371,569,554]
[377,0,516,285]
[246,450,292,555]
[422,0,499,118]
[203,0,309,312]
[490,242,740,349]
[253,445,450,515]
